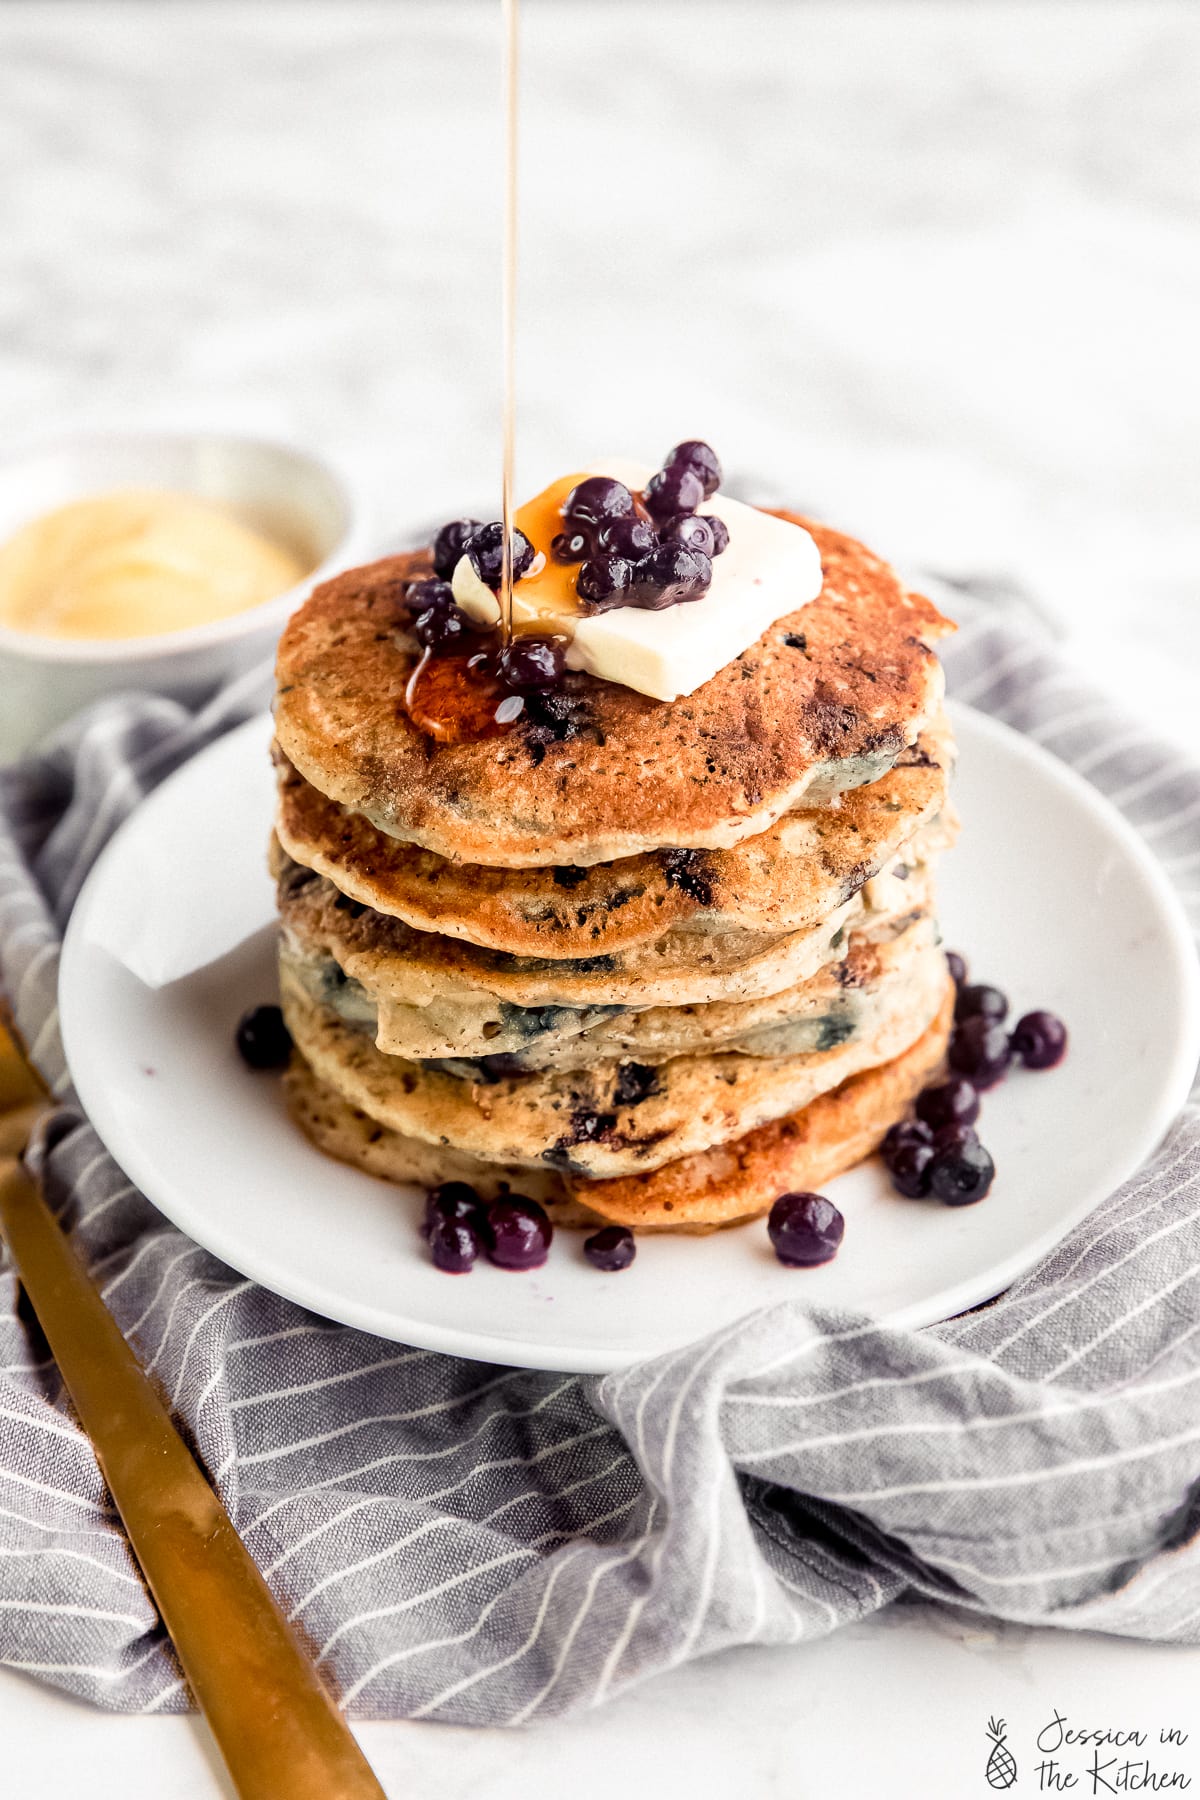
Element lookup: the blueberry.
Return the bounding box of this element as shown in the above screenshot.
[954,983,1009,1026]
[707,515,730,555]
[948,1016,1013,1089]
[1011,1009,1068,1071]
[235,1004,292,1070]
[583,1225,636,1271]
[665,439,722,498]
[551,528,593,564]
[577,555,634,612]
[915,1078,980,1134]
[658,513,715,556]
[563,477,635,528]
[420,1181,483,1242]
[468,521,536,589]
[432,519,481,581]
[888,1138,935,1199]
[428,1213,480,1272]
[929,1141,996,1206]
[415,600,471,651]
[632,545,712,610]
[497,636,566,693]
[767,1191,845,1266]
[945,950,968,988]
[484,1197,553,1271]
[642,464,705,521]
[931,1121,979,1156]
[880,1118,933,1166]
[597,516,656,559]
[404,578,455,622]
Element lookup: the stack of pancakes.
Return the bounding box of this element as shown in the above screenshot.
[271,515,958,1233]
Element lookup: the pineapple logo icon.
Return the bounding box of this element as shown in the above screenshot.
[985,1716,1018,1789]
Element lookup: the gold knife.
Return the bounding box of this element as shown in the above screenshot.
[0,1019,387,1799]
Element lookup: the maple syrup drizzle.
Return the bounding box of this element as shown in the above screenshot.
[499,0,520,646]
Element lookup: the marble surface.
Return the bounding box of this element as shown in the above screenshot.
[1,1,1199,1792]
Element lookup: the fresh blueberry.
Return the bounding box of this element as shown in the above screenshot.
[948,1017,1013,1089]
[597,516,657,559]
[706,514,730,555]
[235,1004,292,1070]
[468,521,536,589]
[420,1181,483,1242]
[931,1121,980,1156]
[658,513,715,556]
[414,599,471,651]
[563,477,635,528]
[484,1197,553,1271]
[577,555,634,611]
[945,950,968,988]
[665,439,722,498]
[632,545,712,609]
[881,1118,933,1166]
[551,528,593,564]
[888,1139,936,1199]
[642,463,705,521]
[1011,1009,1068,1071]
[428,1213,480,1272]
[497,636,566,692]
[954,983,1009,1026]
[915,1078,981,1134]
[583,1225,636,1271]
[929,1141,996,1206]
[767,1191,845,1267]
[431,519,481,581]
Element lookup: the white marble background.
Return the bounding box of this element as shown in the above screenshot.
[1,3,1199,1793]
[1,1,1197,717]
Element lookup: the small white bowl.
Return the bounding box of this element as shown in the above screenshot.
[0,429,369,758]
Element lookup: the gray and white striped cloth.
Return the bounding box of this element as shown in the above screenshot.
[0,580,1198,1723]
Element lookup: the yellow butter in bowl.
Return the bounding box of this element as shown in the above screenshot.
[0,488,308,640]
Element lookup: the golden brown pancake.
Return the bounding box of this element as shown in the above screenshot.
[272,713,954,958]
[277,945,947,1181]
[281,979,953,1231]
[273,518,953,867]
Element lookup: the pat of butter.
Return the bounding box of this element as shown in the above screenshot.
[453,460,823,702]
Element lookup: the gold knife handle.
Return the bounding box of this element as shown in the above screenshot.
[0,1157,386,1800]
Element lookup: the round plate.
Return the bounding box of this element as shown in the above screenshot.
[59,704,1200,1373]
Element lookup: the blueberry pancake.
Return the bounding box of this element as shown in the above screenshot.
[281,980,954,1231]
[273,519,952,869]
[272,712,954,958]
[277,939,947,1180]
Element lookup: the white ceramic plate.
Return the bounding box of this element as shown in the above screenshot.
[59,703,1200,1373]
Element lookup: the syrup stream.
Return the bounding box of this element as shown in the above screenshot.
[499,0,520,645]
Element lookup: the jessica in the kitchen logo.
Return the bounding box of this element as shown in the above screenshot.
[982,1709,1192,1793]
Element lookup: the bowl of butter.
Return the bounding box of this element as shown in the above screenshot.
[0,430,366,758]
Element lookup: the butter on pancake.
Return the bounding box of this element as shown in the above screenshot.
[273,519,952,869]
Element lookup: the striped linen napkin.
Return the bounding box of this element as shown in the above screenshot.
[0,581,1197,1723]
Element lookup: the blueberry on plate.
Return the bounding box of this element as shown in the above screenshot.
[767,1191,845,1266]
[420,1181,483,1241]
[915,1077,980,1133]
[887,1138,936,1199]
[497,636,566,692]
[954,982,1009,1026]
[1011,1009,1068,1070]
[427,1213,480,1273]
[235,1005,292,1070]
[931,1121,980,1156]
[945,949,968,988]
[928,1141,996,1206]
[948,1016,1013,1089]
[484,1197,554,1271]
[583,1225,636,1271]
[880,1118,932,1165]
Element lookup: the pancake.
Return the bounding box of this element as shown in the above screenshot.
[282,979,954,1231]
[272,713,955,958]
[283,910,943,1074]
[273,517,953,868]
[273,840,939,1053]
[278,942,947,1180]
